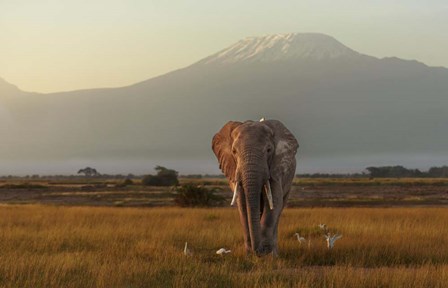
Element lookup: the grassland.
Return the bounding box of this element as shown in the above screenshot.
[1,177,448,207]
[0,205,447,287]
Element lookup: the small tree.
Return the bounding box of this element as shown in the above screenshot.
[142,166,179,186]
[77,167,100,177]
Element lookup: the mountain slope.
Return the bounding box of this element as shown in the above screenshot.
[0,77,21,95]
[1,33,448,174]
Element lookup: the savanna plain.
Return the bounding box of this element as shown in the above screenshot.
[1,178,448,287]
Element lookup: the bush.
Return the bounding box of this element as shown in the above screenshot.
[142,166,179,186]
[173,184,225,207]
[116,178,134,188]
[141,175,158,186]
[123,178,134,186]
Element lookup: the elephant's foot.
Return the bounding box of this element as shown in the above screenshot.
[255,242,273,257]
[244,240,252,255]
[272,245,279,258]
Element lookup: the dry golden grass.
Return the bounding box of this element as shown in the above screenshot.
[180,177,448,187]
[294,177,448,186]
[0,205,447,287]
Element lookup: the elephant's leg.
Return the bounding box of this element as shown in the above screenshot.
[260,179,283,255]
[237,188,251,254]
[272,222,279,257]
[272,204,285,257]
[269,178,294,257]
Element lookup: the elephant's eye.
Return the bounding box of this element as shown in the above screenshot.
[267,147,272,153]
[232,148,237,154]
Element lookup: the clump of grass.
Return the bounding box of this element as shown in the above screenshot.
[115,178,134,188]
[173,184,225,207]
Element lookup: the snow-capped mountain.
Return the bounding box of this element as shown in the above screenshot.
[1,33,448,174]
[197,33,362,65]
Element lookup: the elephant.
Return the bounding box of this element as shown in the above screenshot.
[212,119,299,256]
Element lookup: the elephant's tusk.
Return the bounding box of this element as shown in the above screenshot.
[264,181,274,210]
[231,182,239,206]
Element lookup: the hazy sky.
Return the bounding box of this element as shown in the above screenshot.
[1,0,447,93]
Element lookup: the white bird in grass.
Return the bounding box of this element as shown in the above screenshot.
[184,242,192,256]
[318,224,327,230]
[216,248,231,255]
[325,234,342,249]
[293,233,306,244]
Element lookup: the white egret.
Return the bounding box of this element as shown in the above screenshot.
[184,242,192,256]
[216,248,231,255]
[293,233,305,244]
[318,224,327,230]
[325,234,342,249]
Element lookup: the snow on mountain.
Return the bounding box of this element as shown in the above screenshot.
[197,33,362,65]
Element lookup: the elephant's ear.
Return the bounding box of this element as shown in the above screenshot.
[212,121,242,182]
[263,120,299,180]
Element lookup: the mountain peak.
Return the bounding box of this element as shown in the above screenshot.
[0,77,22,95]
[197,33,361,65]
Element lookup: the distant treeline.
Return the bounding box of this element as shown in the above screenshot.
[366,166,448,178]
[0,173,226,180]
[0,174,139,180]
[296,173,367,178]
[298,166,448,178]
[2,166,448,179]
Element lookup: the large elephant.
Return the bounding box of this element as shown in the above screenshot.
[212,119,299,256]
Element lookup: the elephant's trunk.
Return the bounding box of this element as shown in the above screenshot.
[239,147,269,255]
[242,172,263,254]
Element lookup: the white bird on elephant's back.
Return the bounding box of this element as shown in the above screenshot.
[212,119,299,257]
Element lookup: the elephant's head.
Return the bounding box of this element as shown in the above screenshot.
[212,119,298,255]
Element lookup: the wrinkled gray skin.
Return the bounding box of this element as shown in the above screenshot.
[212,120,298,256]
